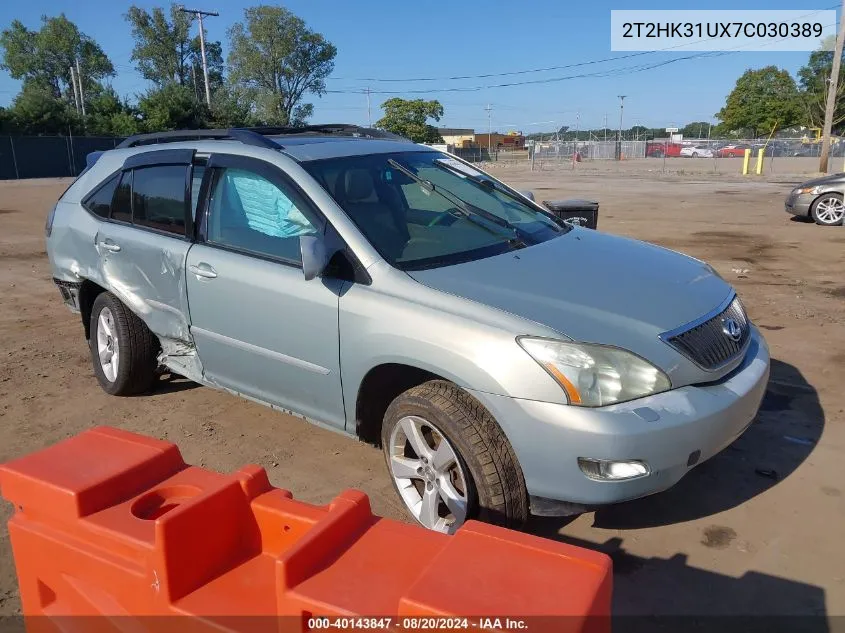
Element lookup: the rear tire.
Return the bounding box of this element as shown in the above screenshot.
[89,292,158,395]
[381,380,528,533]
[810,193,845,226]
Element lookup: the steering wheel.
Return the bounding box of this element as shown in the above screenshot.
[427,207,461,227]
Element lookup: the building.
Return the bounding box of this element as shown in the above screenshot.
[474,131,526,150]
[436,128,476,148]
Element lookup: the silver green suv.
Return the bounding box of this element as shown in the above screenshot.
[45,125,770,534]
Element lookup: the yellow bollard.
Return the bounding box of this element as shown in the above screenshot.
[742,149,751,175]
[755,148,764,175]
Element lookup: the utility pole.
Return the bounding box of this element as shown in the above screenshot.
[69,66,80,114]
[604,113,608,142]
[485,104,493,156]
[819,0,845,173]
[366,87,371,127]
[76,58,86,117]
[178,6,218,108]
[191,63,200,102]
[616,95,626,160]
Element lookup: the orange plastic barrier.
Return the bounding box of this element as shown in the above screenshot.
[0,426,611,633]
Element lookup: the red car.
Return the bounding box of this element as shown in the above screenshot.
[716,144,751,158]
[646,142,685,158]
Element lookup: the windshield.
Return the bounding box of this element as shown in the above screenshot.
[304,151,566,270]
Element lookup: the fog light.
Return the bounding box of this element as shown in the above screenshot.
[578,458,650,481]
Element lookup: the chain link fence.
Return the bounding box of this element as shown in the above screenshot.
[0,136,125,180]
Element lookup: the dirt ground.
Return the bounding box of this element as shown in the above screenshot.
[1,168,843,621]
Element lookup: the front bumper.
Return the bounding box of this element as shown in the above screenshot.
[784,192,813,216]
[470,327,770,509]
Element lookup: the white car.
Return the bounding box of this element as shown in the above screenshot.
[680,146,714,158]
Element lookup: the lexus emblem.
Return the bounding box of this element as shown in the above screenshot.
[721,318,743,342]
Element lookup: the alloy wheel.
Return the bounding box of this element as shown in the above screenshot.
[388,415,469,534]
[96,307,120,382]
[815,196,845,224]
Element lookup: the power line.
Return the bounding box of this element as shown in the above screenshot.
[325,52,727,95]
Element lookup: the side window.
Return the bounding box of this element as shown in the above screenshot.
[207,167,318,263]
[132,165,188,235]
[111,171,132,223]
[83,174,119,218]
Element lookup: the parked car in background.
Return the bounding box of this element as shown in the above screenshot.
[717,144,752,158]
[679,146,714,158]
[646,142,685,158]
[784,173,845,226]
[45,125,770,535]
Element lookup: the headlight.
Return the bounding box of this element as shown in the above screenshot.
[517,337,671,407]
[795,186,821,195]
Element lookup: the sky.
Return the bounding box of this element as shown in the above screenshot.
[0,0,839,133]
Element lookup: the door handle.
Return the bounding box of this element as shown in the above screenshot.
[99,240,121,252]
[189,263,218,279]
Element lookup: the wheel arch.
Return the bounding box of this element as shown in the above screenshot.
[79,279,108,340]
[355,362,449,446]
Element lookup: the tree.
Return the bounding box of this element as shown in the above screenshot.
[125,4,223,93]
[716,66,802,137]
[137,83,209,131]
[8,81,80,134]
[798,45,845,131]
[227,5,336,125]
[680,121,712,138]
[0,15,113,102]
[86,86,140,136]
[376,98,444,143]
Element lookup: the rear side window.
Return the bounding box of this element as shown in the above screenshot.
[112,171,132,223]
[132,165,188,235]
[83,174,119,218]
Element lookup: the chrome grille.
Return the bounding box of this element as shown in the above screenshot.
[662,296,750,371]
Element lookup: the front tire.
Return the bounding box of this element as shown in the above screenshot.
[381,380,528,534]
[89,292,158,395]
[810,193,845,226]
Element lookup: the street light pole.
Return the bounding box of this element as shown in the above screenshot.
[616,95,626,160]
[485,104,493,157]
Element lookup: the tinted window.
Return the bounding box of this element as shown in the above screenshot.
[111,171,132,223]
[132,165,188,235]
[207,167,318,263]
[84,174,119,218]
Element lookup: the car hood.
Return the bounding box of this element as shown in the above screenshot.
[795,173,845,188]
[407,228,734,376]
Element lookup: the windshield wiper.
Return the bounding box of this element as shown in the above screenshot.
[387,159,521,240]
[432,160,564,232]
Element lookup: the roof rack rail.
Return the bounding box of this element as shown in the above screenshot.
[117,128,281,150]
[116,124,411,150]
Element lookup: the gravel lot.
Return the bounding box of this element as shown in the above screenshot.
[0,169,843,621]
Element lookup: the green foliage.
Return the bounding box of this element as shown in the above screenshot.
[716,66,802,136]
[227,5,336,125]
[125,4,223,91]
[7,81,80,134]
[376,98,444,143]
[0,14,113,101]
[679,122,712,138]
[137,83,209,131]
[797,48,845,130]
[86,86,139,136]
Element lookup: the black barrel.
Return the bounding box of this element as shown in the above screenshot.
[542,199,599,229]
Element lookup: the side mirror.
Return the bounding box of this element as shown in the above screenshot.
[300,234,328,281]
[518,190,535,202]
